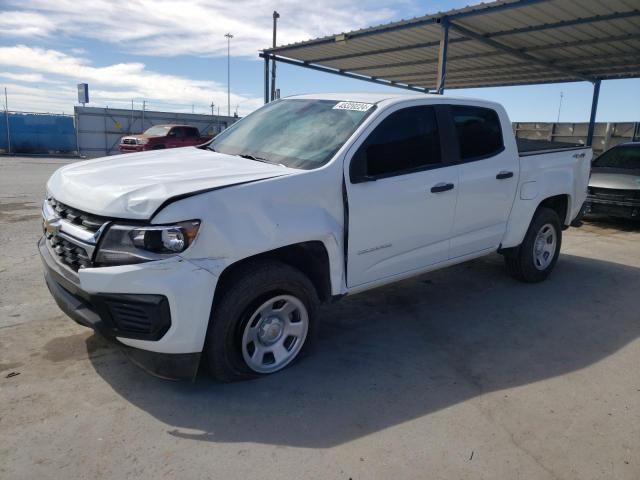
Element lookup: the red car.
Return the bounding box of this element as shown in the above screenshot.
[119,125,211,153]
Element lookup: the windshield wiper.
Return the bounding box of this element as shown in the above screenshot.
[238,153,274,164]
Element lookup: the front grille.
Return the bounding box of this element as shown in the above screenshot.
[46,234,92,270]
[44,197,110,272]
[122,138,137,145]
[588,187,640,201]
[47,197,106,232]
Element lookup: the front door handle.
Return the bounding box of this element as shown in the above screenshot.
[431,182,455,193]
[496,171,514,180]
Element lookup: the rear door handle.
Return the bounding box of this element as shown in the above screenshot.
[431,182,455,193]
[496,171,514,180]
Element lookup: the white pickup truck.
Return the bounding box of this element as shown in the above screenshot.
[40,93,591,381]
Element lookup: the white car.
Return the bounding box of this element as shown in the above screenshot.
[40,93,592,381]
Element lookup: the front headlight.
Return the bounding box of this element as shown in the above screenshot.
[136,138,149,145]
[95,220,200,266]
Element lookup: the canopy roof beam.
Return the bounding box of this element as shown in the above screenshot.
[349,33,640,73]
[259,53,431,94]
[447,20,595,83]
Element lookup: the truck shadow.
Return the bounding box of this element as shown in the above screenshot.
[87,253,640,448]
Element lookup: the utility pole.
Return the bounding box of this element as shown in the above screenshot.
[210,102,215,116]
[4,88,11,155]
[225,33,233,117]
[271,11,280,101]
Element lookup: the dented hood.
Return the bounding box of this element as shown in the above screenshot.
[47,147,294,219]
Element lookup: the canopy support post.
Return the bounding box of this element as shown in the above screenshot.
[586,79,601,147]
[264,55,270,104]
[436,18,449,94]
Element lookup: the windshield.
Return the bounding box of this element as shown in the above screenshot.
[144,126,171,136]
[210,99,375,169]
[593,145,640,170]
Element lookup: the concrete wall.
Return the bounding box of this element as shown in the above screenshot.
[514,122,640,157]
[75,106,238,158]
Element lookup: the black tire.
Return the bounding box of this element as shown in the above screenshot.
[505,207,562,283]
[205,259,319,382]
[152,144,166,150]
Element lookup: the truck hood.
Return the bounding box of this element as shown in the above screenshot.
[589,170,640,190]
[47,147,295,219]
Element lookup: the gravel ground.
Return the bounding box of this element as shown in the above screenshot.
[1,156,639,480]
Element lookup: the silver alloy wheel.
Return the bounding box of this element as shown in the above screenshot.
[241,294,309,374]
[533,223,557,271]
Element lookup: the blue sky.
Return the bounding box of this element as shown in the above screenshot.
[0,0,638,121]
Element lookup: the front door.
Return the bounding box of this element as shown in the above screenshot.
[345,104,459,287]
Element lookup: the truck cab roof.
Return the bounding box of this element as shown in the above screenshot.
[285,92,502,109]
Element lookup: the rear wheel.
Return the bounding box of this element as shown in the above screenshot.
[505,207,562,283]
[205,259,319,382]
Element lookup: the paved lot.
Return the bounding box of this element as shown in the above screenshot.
[1,156,639,480]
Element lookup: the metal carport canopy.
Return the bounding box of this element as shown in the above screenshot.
[260,0,640,145]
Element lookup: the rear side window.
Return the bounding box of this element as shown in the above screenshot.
[353,106,441,179]
[184,127,199,137]
[452,106,504,160]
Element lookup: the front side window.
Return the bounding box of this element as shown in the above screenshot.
[210,99,375,170]
[452,105,504,160]
[351,106,441,180]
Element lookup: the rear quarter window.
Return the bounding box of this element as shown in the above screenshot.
[452,105,504,160]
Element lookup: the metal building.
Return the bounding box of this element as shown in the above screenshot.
[260,0,640,146]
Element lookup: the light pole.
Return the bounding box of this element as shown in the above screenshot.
[556,90,564,123]
[271,11,280,101]
[224,33,233,117]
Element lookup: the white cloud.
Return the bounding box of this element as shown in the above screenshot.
[0,11,55,37]
[0,72,47,82]
[0,46,262,115]
[0,1,401,114]
[1,0,396,57]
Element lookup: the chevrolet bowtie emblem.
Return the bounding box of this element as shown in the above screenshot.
[43,216,62,236]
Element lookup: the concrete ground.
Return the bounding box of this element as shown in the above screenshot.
[1,156,638,480]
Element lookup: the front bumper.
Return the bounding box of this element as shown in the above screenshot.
[39,237,217,380]
[585,197,640,219]
[119,144,146,153]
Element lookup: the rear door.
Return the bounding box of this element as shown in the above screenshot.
[345,104,459,287]
[445,104,519,258]
[184,127,201,145]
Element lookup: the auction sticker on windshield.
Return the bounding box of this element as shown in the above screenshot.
[333,101,374,112]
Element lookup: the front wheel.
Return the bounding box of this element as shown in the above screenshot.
[205,259,319,382]
[505,207,562,283]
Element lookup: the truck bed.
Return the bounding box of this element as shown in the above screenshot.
[517,138,585,156]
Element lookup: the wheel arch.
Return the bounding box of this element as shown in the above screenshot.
[501,193,571,250]
[538,194,570,226]
[214,241,335,308]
